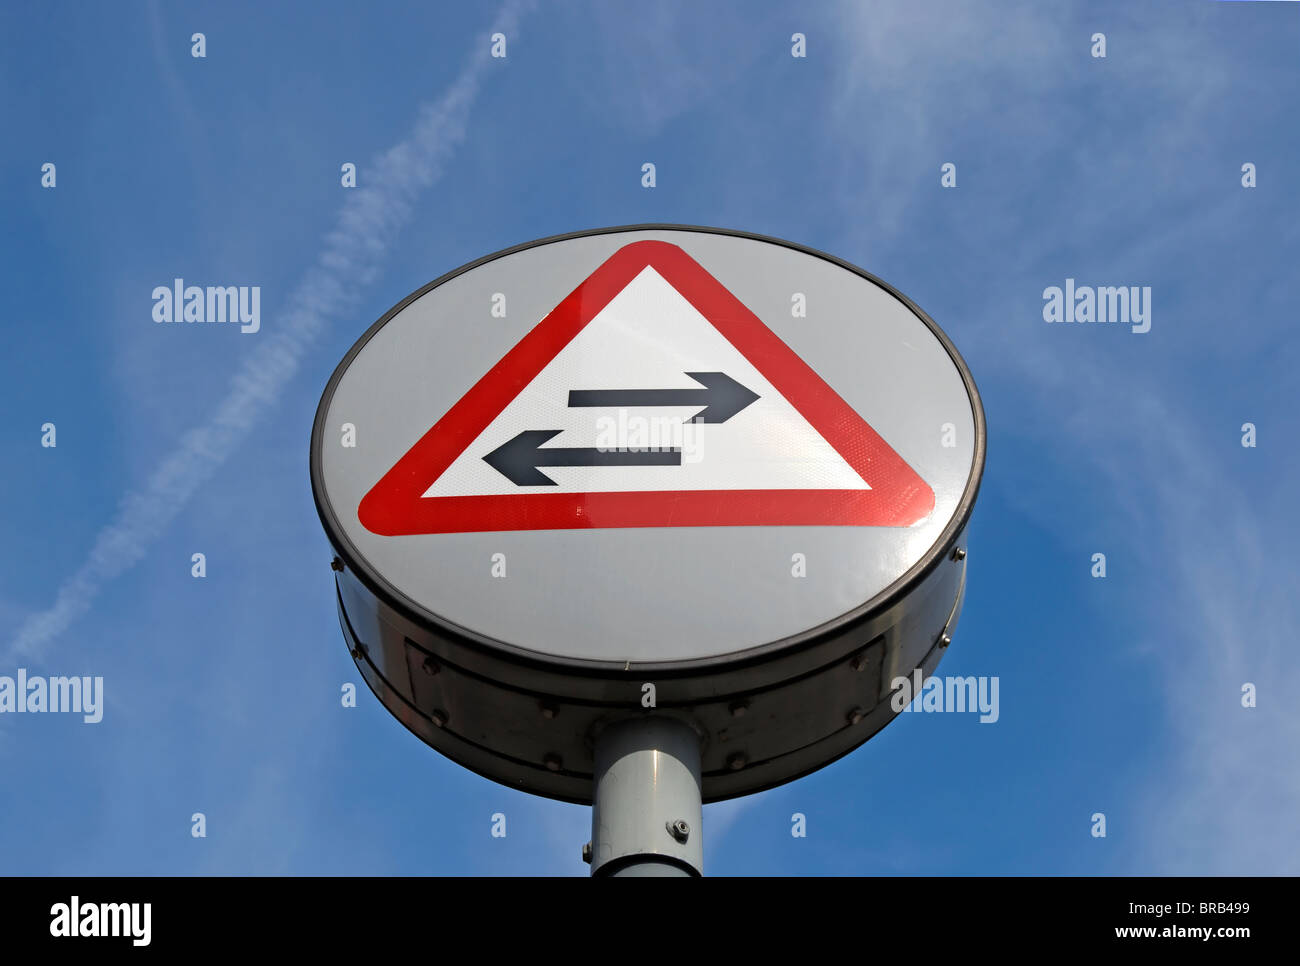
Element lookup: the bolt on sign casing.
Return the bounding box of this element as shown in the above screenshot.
[311,225,985,804]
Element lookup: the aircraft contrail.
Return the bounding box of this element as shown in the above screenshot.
[7,0,535,662]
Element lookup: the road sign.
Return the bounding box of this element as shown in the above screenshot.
[311,225,985,808]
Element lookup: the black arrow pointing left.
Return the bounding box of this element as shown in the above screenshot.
[483,430,682,486]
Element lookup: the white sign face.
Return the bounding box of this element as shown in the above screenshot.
[315,229,979,664]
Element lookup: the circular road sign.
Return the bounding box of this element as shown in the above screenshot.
[311,225,985,803]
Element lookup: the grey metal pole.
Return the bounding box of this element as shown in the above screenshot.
[589,715,703,876]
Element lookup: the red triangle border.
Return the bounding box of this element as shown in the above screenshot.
[358,240,935,535]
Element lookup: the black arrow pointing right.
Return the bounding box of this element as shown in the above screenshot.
[568,371,759,424]
[483,430,682,486]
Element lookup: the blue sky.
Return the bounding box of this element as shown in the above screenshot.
[1,0,1296,875]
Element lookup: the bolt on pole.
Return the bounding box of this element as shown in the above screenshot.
[588,716,703,876]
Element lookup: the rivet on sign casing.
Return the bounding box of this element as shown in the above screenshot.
[667,820,690,843]
[330,556,344,572]
[544,753,563,772]
[582,842,592,864]
[729,700,748,718]
[850,651,870,671]
[430,710,448,728]
[727,752,747,771]
[939,634,952,649]
[846,707,866,726]
[350,642,367,660]
[951,547,966,561]
[422,655,440,676]
[540,701,558,719]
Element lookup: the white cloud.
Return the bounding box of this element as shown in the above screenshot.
[5,0,537,663]
[826,0,1299,873]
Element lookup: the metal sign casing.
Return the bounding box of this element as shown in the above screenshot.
[310,225,985,804]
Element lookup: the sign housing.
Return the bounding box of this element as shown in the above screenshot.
[311,225,985,805]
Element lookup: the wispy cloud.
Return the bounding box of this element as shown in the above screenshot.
[704,790,771,855]
[146,0,214,192]
[827,0,1299,872]
[6,0,536,663]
